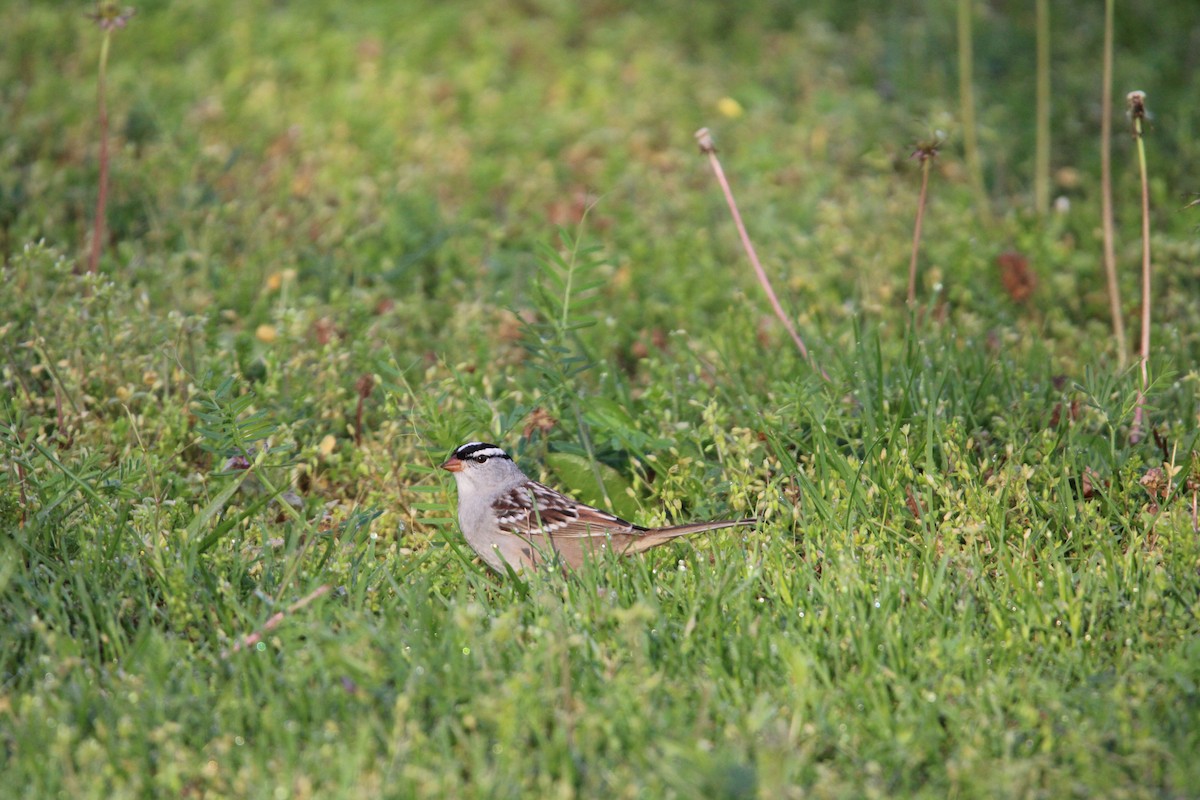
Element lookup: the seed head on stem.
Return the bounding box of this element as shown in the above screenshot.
[87,2,136,29]
[1126,90,1152,444]
[84,3,136,277]
[907,132,943,308]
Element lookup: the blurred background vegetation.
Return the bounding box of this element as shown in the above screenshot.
[4,0,1197,328]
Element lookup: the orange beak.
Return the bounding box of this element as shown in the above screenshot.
[440,457,463,473]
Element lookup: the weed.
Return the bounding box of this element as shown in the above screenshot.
[956,0,991,224]
[907,132,942,307]
[1034,0,1051,215]
[84,2,135,276]
[696,128,827,380]
[1099,0,1127,365]
[1128,90,1153,443]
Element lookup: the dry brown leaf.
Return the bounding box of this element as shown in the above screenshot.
[905,485,922,519]
[523,406,558,439]
[997,251,1036,303]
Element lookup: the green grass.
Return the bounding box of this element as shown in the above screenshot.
[4,1,1200,797]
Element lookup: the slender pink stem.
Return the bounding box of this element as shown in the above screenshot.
[1129,92,1151,444]
[87,30,112,275]
[1137,141,1151,375]
[695,129,828,381]
[222,584,331,657]
[1099,0,1126,366]
[908,156,932,306]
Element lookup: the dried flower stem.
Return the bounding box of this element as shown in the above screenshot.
[86,28,113,275]
[223,584,331,657]
[907,160,931,306]
[956,0,991,224]
[907,140,939,307]
[354,374,375,446]
[1099,0,1127,366]
[1034,0,1051,215]
[1192,487,1198,532]
[84,4,135,275]
[695,128,828,381]
[1128,90,1152,443]
[15,459,29,528]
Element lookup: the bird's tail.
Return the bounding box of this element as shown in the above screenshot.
[627,518,757,554]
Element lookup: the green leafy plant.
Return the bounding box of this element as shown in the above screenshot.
[523,226,605,385]
[191,374,285,461]
[518,224,624,499]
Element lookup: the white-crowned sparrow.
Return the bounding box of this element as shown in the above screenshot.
[440,441,756,574]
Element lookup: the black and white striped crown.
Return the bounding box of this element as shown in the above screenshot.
[451,442,511,461]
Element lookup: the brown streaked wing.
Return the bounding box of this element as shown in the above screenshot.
[491,481,643,539]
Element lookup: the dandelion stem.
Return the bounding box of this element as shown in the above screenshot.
[957,0,991,224]
[1128,91,1152,444]
[87,28,113,275]
[908,151,934,307]
[222,584,331,658]
[695,128,828,382]
[1034,0,1051,215]
[1099,0,1127,366]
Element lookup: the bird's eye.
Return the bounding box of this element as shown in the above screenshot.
[473,455,488,463]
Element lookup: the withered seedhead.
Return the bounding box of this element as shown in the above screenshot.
[1126,90,1147,119]
[1126,90,1149,138]
[911,130,946,162]
[87,2,136,31]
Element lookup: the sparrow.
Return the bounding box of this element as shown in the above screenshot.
[440,441,755,574]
